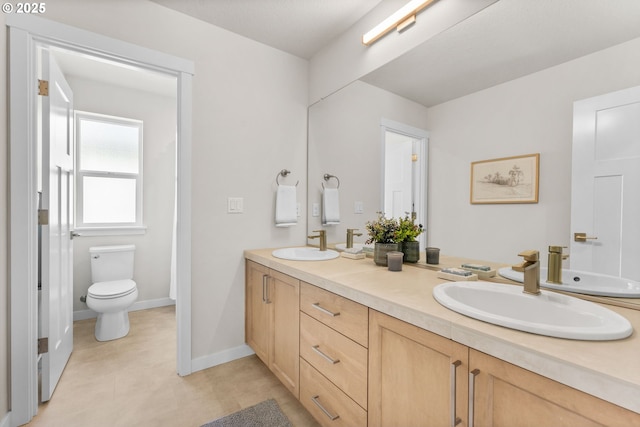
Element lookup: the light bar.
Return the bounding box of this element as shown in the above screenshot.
[362,0,438,46]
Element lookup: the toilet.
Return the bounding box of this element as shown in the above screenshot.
[86,245,138,341]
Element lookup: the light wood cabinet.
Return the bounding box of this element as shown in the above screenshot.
[245,260,270,363]
[300,358,367,427]
[300,281,368,347]
[469,349,640,427]
[245,260,299,398]
[368,309,469,427]
[245,257,640,427]
[368,309,640,427]
[299,282,369,426]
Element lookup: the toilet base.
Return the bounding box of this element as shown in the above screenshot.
[95,311,131,342]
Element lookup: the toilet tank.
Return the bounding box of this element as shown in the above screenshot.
[90,245,136,283]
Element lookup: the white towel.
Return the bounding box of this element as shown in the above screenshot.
[275,185,297,227]
[322,188,340,225]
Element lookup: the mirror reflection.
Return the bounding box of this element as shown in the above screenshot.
[307,2,640,307]
[307,81,428,249]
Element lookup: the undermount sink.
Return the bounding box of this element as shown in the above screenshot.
[498,267,640,298]
[272,247,339,261]
[433,281,632,340]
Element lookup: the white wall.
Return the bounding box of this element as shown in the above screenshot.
[426,37,640,267]
[26,0,309,364]
[308,80,429,244]
[65,75,176,313]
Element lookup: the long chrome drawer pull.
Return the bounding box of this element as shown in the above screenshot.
[311,395,340,421]
[450,360,462,427]
[312,345,340,364]
[469,369,480,427]
[312,302,340,317]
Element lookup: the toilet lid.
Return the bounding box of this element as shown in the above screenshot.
[88,279,137,299]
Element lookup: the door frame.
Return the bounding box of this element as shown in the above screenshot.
[380,118,429,248]
[7,14,194,426]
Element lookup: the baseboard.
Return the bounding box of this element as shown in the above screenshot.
[73,297,176,321]
[191,344,255,373]
[1,411,10,427]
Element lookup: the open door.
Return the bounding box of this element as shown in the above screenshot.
[571,86,640,281]
[39,47,74,402]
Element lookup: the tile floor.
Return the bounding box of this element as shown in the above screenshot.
[26,306,319,427]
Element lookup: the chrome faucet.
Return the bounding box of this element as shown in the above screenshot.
[308,230,327,251]
[513,250,540,295]
[547,246,568,284]
[346,228,362,249]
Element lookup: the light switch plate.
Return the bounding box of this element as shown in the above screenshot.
[355,201,364,214]
[227,197,243,213]
[312,203,320,217]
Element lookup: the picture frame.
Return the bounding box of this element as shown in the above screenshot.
[470,153,540,204]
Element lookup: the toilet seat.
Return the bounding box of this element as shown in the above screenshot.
[88,279,137,299]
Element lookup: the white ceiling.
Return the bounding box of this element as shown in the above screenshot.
[150,0,640,107]
[53,0,640,107]
[150,0,384,60]
[361,0,640,106]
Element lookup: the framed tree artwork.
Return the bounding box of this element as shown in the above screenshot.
[470,153,540,204]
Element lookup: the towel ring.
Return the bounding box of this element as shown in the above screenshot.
[322,173,340,189]
[276,169,299,186]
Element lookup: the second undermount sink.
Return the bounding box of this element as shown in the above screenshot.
[272,247,339,261]
[498,267,640,298]
[433,281,632,340]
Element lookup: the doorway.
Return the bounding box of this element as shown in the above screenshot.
[8,14,193,426]
[380,119,429,248]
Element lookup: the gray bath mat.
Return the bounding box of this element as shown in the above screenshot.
[201,399,292,427]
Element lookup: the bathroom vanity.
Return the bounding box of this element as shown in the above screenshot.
[245,248,640,426]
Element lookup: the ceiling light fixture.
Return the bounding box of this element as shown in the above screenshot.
[362,0,438,46]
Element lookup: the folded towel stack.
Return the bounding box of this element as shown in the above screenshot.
[275,185,297,227]
[322,188,340,225]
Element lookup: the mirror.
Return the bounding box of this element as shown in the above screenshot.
[307,80,429,248]
[307,2,640,309]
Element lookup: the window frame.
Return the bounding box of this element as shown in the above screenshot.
[74,110,145,235]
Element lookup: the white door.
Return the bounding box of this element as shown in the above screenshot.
[384,130,415,218]
[39,48,74,402]
[571,86,640,281]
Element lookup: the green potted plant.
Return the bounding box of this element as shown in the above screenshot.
[365,212,399,266]
[395,214,424,263]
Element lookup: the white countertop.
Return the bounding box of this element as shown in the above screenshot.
[245,248,640,414]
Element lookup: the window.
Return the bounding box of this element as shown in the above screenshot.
[75,111,144,233]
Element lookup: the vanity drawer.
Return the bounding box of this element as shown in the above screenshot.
[300,282,368,347]
[300,312,368,409]
[300,358,367,427]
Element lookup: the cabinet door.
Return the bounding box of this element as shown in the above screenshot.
[469,349,640,427]
[270,269,300,398]
[369,310,468,427]
[245,260,270,364]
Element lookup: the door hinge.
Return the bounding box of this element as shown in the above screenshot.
[38,209,49,225]
[38,79,49,96]
[38,337,49,355]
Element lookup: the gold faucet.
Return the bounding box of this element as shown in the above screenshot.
[346,228,362,249]
[512,250,540,295]
[308,230,327,251]
[547,246,569,284]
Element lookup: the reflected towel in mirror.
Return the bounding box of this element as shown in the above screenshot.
[275,185,297,227]
[322,188,340,225]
